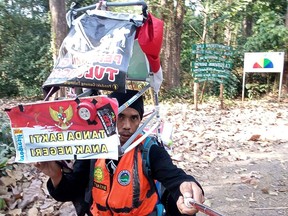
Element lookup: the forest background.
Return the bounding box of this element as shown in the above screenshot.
[0,0,288,99]
[0,0,288,215]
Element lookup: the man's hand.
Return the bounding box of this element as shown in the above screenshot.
[176,181,205,215]
[34,161,62,187]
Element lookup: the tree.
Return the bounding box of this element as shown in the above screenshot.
[0,0,51,97]
[157,0,186,90]
[179,0,288,100]
[49,0,67,61]
[48,0,67,98]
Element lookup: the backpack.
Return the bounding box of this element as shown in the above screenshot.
[141,136,166,216]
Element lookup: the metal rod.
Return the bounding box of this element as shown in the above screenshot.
[121,110,157,153]
[123,118,159,154]
[153,91,162,142]
[74,1,147,13]
[188,200,224,216]
[44,86,55,101]
[118,84,150,114]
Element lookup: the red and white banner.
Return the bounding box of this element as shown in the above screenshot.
[5,96,120,163]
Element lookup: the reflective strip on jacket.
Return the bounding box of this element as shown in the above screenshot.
[90,142,158,215]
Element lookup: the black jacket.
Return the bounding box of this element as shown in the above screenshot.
[47,144,203,215]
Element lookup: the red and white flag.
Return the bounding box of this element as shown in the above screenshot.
[136,13,164,92]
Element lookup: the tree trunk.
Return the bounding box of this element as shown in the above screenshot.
[49,0,67,98]
[285,2,288,28]
[194,1,208,110]
[160,0,185,90]
[211,0,219,43]
[281,3,288,94]
[243,1,254,37]
[49,0,67,60]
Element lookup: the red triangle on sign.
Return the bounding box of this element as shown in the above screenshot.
[253,62,262,68]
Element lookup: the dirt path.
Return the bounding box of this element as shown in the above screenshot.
[196,143,288,216]
[0,97,288,216]
[166,99,288,216]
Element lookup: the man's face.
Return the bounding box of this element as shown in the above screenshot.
[117,107,141,146]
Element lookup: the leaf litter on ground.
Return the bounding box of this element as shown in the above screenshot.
[0,97,288,215]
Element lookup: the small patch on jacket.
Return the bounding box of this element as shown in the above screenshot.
[118,170,131,186]
[94,182,107,191]
[94,166,104,182]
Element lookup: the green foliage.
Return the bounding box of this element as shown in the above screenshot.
[181,0,288,100]
[0,124,15,177]
[0,124,13,144]
[181,8,203,73]
[160,86,194,103]
[246,83,269,99]
[244,11,288,52]
[0,0,52,98]
[0,197,7,211]
[0,0,287,101]
[191,71,240,100]
[244,73,277,99]
[224,72,241,99]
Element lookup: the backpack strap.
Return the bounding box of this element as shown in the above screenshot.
[141,136,165,216]
[142,136,157,197]
[142,136,157,174]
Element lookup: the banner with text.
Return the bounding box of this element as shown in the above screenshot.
[5,96,120,163]
[43,10,142,93]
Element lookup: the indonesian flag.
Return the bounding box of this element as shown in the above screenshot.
[136,13,164,92]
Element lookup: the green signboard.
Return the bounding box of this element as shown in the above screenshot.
[193,73,230,79]
[194,77,227,84]
[192,67,231,74]
[192,62,233,69]
[191,43,233,83]
[192,43,232,50]
[192,49,233,57]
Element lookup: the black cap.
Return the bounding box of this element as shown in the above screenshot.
[109,90,144,119]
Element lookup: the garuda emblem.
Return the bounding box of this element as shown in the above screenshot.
[49,105,73,130]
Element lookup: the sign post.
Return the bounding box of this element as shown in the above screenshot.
[242,52,285,101]
[191,44,233,109]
